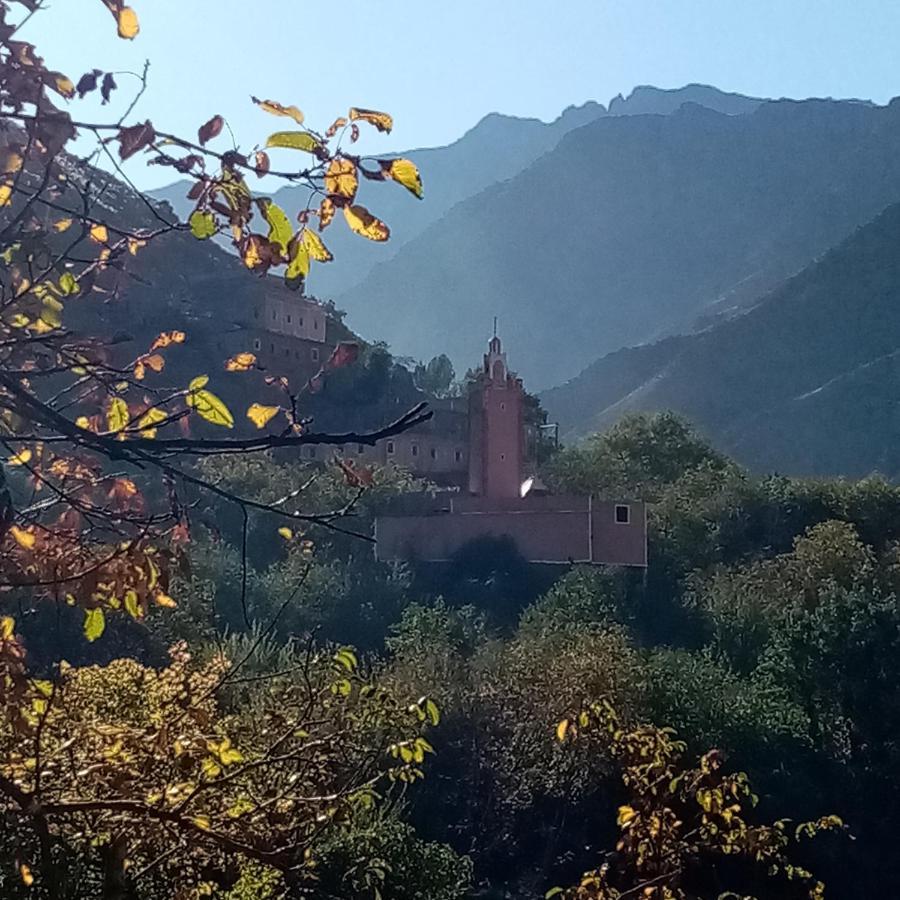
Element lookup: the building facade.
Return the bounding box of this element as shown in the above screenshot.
[375,336,648,567]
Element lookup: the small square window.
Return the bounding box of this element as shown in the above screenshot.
[287,314,292,323]
[299,317,304,327]
[411,444,419,457]
[314,319,319,330]
[253,338,261,350]
[499,453,505,461]
[270,343,275,352]
[386,441,395,454]
[430,448,437,460]
[615,504,631,525]
[454,450,462,462]
[357,444,364,455]
[500,402,506,411]
[311,348,320,362]
[272,310,277,320]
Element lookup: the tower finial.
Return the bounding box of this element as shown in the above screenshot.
[493,316,497,339]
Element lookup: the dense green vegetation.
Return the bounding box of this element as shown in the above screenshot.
[41,410,892,898]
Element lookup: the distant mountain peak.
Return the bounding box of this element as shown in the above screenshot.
[608,83,764,117]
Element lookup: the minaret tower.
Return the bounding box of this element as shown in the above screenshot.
[467,326,525,499]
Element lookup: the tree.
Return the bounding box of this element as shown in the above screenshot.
[0,0,436,893]
[414,354,456,398]
[552,701,843,900]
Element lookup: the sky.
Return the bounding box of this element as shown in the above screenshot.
[25,0,900,189]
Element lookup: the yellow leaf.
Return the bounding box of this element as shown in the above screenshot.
[155,592,177,608]
[53,74,76,98]
[189,388,234,428]
[83,607,105,642]
[7,449,32,466]
[343,205,389,242]
[106,397,129,433]
[1,616,15,639]
[349,107,394,133]
[246,403,279,429]
[192,816,211,831]
[128,237,146,255]
[54,218,73,232]
[278,527,293,540]
[0,183,11,207]
[265,131,320,153]
[189,374,209,391]
[324,158,358,200]
[556,718,570,742]
[387,158,423,199]
[302,228,333,262]
[90,223,109,243]
[10,526,35,550]
[252,96,304,124]
[617,805,637,826]
[19,863,33,887]
[75,416,92,431]
[117,6,140,39]
[150,330,186,351]
[225,352,257,372]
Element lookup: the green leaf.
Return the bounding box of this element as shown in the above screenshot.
[261,201,292,254]
[425,698,440,726]
[265,131,320,153]
[124,589,141,620]
[188,387,234,428]
[189,210,216,240]
[285,239,309,287]
[107,397,129,433]
[84,608,105,642]
[188,374,209,391]
[58,272,78,295]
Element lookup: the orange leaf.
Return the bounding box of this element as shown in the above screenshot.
[225,352,257,372]
[343,205,389,242]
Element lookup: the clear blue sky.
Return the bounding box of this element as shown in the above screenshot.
[25,0,900,189]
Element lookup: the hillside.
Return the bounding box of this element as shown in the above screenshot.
[540,201,900,478]
[336,97,900,389]
[149,84,764,303]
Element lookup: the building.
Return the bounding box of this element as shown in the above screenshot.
[375,336,648,567]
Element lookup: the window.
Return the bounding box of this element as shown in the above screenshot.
[357,444,364,455]
[500,402,506,411]
[307,446,316,459]
[253,338,261,350]
[500,453,506,461]
[454,449,462,462]
[272,310,276,320]
[386,441,395,454]
[284,348,289,356]
[615,504,631,525]
[295,350,300,359]
[314,319,319,330]
[270,343,275,353]
[411,444,419,457]
[253,309,259,319]
[287,314,292,323]
[430,447,437,460]
[311,348,320,362]
[299,317,304,327]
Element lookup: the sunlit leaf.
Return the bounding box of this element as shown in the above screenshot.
[189,210,216,240]
[0,184,11,207]
[124,589,142,620]
[9,526,35,550]
[19,863,33,887]
[90,223,109,243]
[84,607,105,642]
[349,107,394,133]
[251,96,304,124]
[53,218,73,232]
[189,388,234,428]
[265,131,320,153]
[116,6,140,39]
[0,617,14,639]
[189,374,209,391]
[225,352,257,372]
[385,158,423,199]
[155,592,177,608]
[302,228,333,262]
[137,407,166,438]
[261,200,292,254]
[150,330,186,351]
[246,403,279,429]
[58,272,78,295]
[285,238,309,287]
[8,448,32,466]
[319,197,336,230]
[324,158,358,200]
[278,526,293,540]
[556,718,570,742]
[343,205,389,242]
[106,397,129,433]
[0,148,23,174]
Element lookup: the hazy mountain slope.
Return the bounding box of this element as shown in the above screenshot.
[337,97,900,389]
[540,201,900,478]
[148,85,765,303]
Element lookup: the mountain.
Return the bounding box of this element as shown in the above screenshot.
[335,96,900,389]
[148,85,766,303]
[540,201,900,479]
